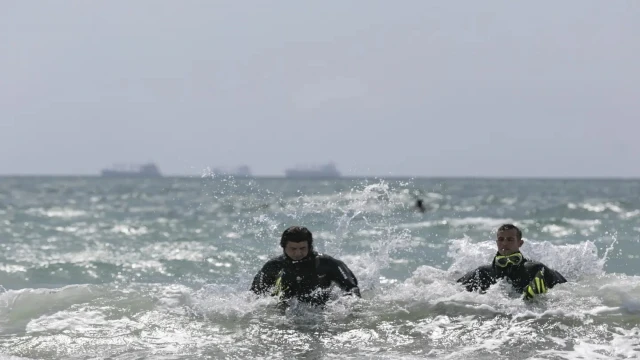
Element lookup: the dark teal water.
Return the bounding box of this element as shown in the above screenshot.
[1,177,639,359]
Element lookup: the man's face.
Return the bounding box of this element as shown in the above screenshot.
[284,241,309,261]
[496,229,523,255]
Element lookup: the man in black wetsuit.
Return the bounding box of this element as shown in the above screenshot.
[457,224,567,300]
[251,226,361,307]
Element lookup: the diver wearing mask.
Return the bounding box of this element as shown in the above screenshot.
[457,224,567,300]
[250,226,361,307]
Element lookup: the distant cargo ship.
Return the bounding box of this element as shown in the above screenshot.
[284,162,341,179]
[100,163,162,178]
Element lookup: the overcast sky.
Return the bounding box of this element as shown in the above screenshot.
[1,1,638,177]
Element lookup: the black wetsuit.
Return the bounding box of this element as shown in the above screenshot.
[250,251,360,307]
[457,252,567,294]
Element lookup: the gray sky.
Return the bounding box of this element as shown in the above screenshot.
[1,1,638,177]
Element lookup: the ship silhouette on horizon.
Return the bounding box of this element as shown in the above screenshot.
[100,163,162,178]
[284,162,341,179]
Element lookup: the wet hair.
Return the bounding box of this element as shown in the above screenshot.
[280,226,313,249]
[497,224,522,240]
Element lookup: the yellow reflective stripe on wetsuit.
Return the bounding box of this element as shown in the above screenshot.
[526,285,535,298]
[272,270,287,297]
[535,277,547,293]
[524,269,547,299]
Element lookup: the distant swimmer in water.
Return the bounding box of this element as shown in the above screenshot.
[250,226,361,309]
[415,199,426,213]
[457,224,567,300]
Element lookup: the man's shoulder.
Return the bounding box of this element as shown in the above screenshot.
[315,253,354,272]
[457,263,497,291]
[315,252,330,260]
[315,253,343,264]
[457,264,494,281]
[472,264,494,274]
[523,259,567,282]
[523,259,548,271]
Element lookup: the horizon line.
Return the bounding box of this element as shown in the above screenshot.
[1,174,640,181]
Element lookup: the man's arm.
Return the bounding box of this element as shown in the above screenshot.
[327,257,361,297]
[457,265,496,293]
[542,265,567,289]
[250,260,281,296]
[523,264,568,300]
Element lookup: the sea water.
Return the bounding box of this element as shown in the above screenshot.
[1,176,639,359]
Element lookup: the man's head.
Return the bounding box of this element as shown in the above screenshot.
[280,226,313,261]
[496,224,523,255]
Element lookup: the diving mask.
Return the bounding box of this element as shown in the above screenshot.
[494,252,523,267]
